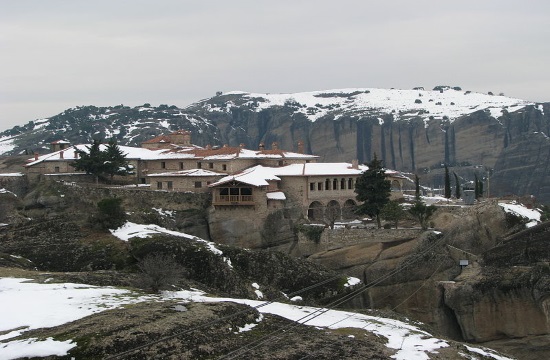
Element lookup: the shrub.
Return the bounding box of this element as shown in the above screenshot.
[415,99,422,104]
[91,198,126,230]
[295,224,325,244]
[137,253,184,293]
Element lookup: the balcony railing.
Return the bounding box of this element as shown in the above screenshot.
[213,195,255,205]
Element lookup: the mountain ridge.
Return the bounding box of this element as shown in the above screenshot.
[1,87,549,202]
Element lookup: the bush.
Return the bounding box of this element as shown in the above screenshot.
[415,99,422,104]
[91,198,126,230]
[295,224,325,244]
[137,253,184,293]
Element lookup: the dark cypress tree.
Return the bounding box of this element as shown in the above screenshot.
[453,172,461,199]
[355,154,391,228]
[444,165,451,199]
[414,174,421,200]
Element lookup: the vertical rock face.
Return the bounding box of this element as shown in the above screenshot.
[2,89,549,201]
[188,96,550,202]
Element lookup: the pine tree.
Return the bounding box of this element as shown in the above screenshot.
[355,154,391,228]
[72,139,106,178]
[444,165,451,199]
[72,139,131,182]
[103,139,132,180]
[380,200,405,228]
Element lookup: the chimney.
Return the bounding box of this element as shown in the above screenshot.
[272,142,278,150]
[259,142,265,151]
[59,151,64,159]
[34,153,39,161]
[74,151,78,159]
[206,144,212,150]
[351,159,359,169]
[223,144,228,148]
[297,140,304,154]
[239,143,245,149]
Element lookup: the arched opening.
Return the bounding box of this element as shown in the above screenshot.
[342,199,358,220]
[332,178,338,190]
[340,178,346,190]
[391,180,402,192]
[308,201,324,221]
[326,200,341,225]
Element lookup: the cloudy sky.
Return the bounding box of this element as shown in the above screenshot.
[1,0,549,131]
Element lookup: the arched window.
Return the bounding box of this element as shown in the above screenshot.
[348,178,353,189]
[333,178,338,190]
[325,178,331,190]
[341,178,346,190]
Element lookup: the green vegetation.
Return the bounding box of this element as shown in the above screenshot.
[92,197,127,230]
[72,139,133,181]
[355,154,391,228]
[380,200,405,228]
[294,224,325,244]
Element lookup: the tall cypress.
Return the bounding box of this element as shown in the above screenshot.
[453,172,461,199]
[444,165,451,199]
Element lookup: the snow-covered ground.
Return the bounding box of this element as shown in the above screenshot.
[221,88,533,124]
[499,201,541,228]
[0,277,512,360]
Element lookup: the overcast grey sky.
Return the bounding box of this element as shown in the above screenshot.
[1,0,549,132]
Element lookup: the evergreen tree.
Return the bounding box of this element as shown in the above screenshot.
[103,139,132,180]
[380,200,405,228]
[444,165,451,199]
[72,139,131,182]
[409,199,437,230]
[355,154,391,228]
[414,174,421,200]
[453,172,461,199]
[72,139,107,178]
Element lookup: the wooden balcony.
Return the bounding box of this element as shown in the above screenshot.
[212,195,255,206]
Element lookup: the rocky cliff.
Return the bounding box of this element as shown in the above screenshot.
[1,87,549,202]
[295,202,550,359]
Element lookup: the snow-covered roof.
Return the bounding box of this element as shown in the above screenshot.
[208,162,403,188]
[266,191,286,200]
[209,165,282,187]
[274,162,368,176]
[146,169,226,177]
[26,143,317,167]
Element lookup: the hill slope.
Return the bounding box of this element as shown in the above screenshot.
[1,87,549,202]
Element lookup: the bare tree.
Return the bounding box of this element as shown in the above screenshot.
[137,253,184,293]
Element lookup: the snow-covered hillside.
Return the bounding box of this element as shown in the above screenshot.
[205,87,535,124]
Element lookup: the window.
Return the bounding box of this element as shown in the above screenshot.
[54,166,60,173]
[222,164,227,171]
[161,161,166,169]
[179,162,184,170]
[341,178,346,190]
[333,178,338,190]
[317,182,323,191]
[194,181,202,188]
[167,181,173,190]
[325,178,330,190]
[157,182,163,189]
[197,162,202,169]
[348,178,353,189]
[209,162,214,169]
[278,160,284,166]
[310,182,315,191]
